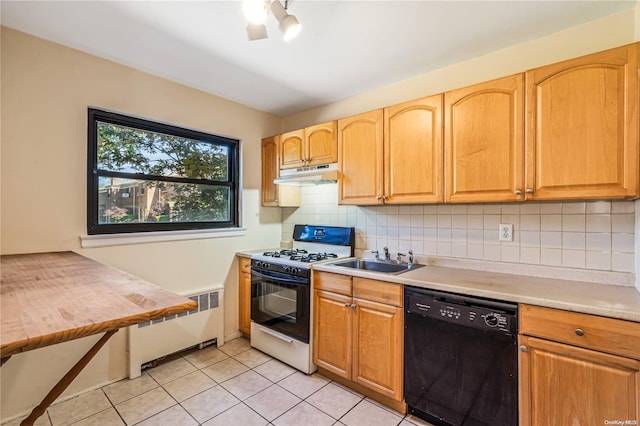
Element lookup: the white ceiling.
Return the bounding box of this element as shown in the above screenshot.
[2,1,637,116]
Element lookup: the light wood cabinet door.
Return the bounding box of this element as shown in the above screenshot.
[338,110,384,205]
[313,289,352,379]
[261,136,300,207]
[280,129,305,169]
[384,95,443,204]
[238,258,252,337]
[261,136,280,206]
[306,121,337,166]
[352,297,403,401]
[519,335,640,426]
[525,43,639,200]
[313,272,404,402]
[445,74,525,203]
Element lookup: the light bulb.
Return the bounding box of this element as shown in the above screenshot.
[243,0,268,25]
[280,15,301,41]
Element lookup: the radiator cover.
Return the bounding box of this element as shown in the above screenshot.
[127,286,224,378]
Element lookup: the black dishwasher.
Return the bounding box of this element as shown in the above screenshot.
[404,286,518,426]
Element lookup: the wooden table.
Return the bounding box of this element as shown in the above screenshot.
[1,251,198,425]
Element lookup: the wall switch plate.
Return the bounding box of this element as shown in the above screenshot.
[499,224,513,242]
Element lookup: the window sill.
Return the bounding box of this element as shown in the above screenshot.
[80,227,247,248]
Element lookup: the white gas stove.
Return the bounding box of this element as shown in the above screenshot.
[249,225,355,373]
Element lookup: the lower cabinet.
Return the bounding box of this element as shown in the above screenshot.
[313,272,403,403]
[238,257,251,337]
[519,304,640,426]
[352,295,403,400]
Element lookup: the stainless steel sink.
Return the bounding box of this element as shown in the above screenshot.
[330,258,424,274]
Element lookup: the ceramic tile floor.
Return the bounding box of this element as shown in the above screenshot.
[3,337,434,426]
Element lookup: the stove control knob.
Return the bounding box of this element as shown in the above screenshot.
[484,314,499,327]
[283,266,291,273]
[290,267,300,275]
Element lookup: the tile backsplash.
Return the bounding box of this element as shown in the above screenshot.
[281,184,636,274]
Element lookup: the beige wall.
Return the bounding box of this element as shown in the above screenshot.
[0,27,283,420]
[282,6,639,130]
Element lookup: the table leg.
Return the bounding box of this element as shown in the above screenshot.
[20,330,117,426]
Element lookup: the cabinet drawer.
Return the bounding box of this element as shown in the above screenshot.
[520,304,640,360]
[239,257,251,273]
[353,278,402,307]
[314,271,352,296]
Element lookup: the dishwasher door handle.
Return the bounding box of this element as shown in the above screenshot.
[415,302,431,311]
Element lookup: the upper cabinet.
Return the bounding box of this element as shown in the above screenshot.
[261,136,300,207]
[525,43,639,200]
[261,135,280,206]
[338,110,384,205]
[280,121,338,169]
[445,74,524,203]
[339,96,444,205]
[266,43,640,206]
[306,122,339,166]
[384,95,443,204]
[280,129,305,169]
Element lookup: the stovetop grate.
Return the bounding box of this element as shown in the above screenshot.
[260,249,338,263]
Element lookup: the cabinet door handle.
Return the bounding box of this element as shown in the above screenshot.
[351,304,357,309]
[514,189,522,195]
[525,188,534,194]
[383,195,388,201]
[344,303,350,308]
[519,345,528,353]
[575,328,585,336]
[376,195,382,200]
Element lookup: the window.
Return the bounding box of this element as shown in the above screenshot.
[87,108,239,235]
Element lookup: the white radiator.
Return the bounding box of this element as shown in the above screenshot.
[127,285,225,378]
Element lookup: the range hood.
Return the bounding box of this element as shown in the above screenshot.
[274,163,338,186]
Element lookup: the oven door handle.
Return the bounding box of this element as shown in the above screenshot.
[251,269,309,285]
[257,325,294,344]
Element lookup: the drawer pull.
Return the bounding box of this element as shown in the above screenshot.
[575,328,585,336]
[519,345,528,353]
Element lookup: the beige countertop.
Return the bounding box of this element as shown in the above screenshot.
[312,260,640,323]
[236,250,261,258]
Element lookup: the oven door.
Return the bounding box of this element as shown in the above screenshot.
[251,268,310,344]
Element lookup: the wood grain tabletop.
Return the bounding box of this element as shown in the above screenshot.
[1,251,198,358]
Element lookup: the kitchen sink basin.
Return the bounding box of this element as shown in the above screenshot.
[331,259,424,274]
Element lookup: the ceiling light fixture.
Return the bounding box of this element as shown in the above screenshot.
[242,0,302,42]
[246,23,268,41]
[243,0,269,24]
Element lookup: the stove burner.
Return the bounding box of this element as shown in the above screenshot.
[262,249,309,258]
[260,250,339,263]
[296,252,339,263]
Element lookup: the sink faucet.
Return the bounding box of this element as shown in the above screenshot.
[383,246,390,261]
[396,252,406,263]
[408,250,414,266]
[371,250,380,261]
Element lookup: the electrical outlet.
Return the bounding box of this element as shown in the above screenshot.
[499,223,513,242]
